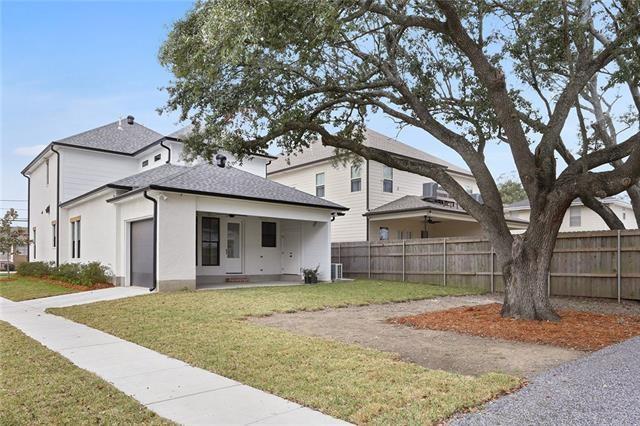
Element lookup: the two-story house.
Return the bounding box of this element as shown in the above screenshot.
[268,129,528,242]
[21,116,346,291]
[505,198,638,232]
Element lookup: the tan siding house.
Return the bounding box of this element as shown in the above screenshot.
[268,129,526,242]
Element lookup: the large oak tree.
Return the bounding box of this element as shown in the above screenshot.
[160,0,640,320]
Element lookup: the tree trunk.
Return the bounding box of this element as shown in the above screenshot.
[500,225,561,322]
[627,184,640,227]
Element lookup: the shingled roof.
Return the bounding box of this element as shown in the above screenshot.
[268,128,471,176]
[53,119,164,154]
[108,163,347,210]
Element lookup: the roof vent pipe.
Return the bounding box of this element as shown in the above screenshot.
[215,154,227,168]
[126,115,135,125]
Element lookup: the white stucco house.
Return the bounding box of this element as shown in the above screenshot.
[268,129,528,242]
[504,197,638,232]
[21,116,347,291]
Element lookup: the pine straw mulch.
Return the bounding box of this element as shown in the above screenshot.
[389,303,640,351]
[6,276,113,292]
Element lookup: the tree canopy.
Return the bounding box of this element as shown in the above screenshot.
[160,0,640,320]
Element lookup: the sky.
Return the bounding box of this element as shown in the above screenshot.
[1,1,521,219]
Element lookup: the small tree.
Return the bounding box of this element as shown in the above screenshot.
[0,209,29,276]
[498,178,528,206]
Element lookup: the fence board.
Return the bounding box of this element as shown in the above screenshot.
[332,230,640,301]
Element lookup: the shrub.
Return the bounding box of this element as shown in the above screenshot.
[17,261,112,286]
[17,261,53,277]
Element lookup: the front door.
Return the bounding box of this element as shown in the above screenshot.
[281,226,301,275]
[226,221,242,273]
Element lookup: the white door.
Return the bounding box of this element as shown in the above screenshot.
[281,226,301,275]
[226,221,242,273]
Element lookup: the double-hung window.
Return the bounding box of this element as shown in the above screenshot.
[315,173,325,197]
[569,206,581,227]
[350,164,362,192]
[71,218,81,258]
[52,222,56,248]
[201,217,220,266]
[382,166,393,193]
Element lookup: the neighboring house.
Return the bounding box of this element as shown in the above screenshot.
[268,129,528,242]
[21,116,347,290]
[505,198,638,232]
[0,227,28,270]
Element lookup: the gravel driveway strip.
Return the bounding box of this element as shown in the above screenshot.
[452,336,640,426]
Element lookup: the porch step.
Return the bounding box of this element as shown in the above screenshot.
[225,275,250,283]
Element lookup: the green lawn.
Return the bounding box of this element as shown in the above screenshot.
[0,276,80,301]
[0,321,171,425]
[52,280,520,425]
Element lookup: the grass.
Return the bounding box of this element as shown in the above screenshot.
[0,276,80,301]
[52,280,521,425]
[0,321,171,425]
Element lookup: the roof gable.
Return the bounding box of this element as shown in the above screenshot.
[54,120,164,154]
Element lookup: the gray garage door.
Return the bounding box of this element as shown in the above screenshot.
[130,219,154,288]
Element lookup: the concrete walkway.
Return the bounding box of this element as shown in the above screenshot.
[0,292,348,425]
[453,336,640,425]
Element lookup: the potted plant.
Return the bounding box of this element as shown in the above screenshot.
[302,266,319,284]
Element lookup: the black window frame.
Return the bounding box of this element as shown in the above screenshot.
[142,160,149,167]
[71,220,81,259]
[261,222,277,248]
[154,153,162,162]
[201,217,220,266]
[52,223,56,248]
[32,227,36,259]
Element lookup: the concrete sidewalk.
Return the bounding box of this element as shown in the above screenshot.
[18,285,150,309]
[1,294,348,425]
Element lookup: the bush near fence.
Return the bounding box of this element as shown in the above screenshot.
[332,229,640,301]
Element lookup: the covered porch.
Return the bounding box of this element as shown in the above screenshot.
[365,195,528,241]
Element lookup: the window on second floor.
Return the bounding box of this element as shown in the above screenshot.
[45,159,50,186]
[316,172,325,197]
[142,160,149,168]
[154,153,162,162]
[623,211,626,220]
[350,164,362,192]
[569,206,581,227]
[382,165,393,193]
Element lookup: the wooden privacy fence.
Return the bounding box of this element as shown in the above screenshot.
[332,229,640,301]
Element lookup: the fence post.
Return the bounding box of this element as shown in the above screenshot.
[490,245,494,293]
[617,230,621,303]
[443,238,447,286]
[368,241,371,279]
[402,240,406,282]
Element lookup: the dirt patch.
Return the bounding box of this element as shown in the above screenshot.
[391,303,640,351]
[252,295,583,378]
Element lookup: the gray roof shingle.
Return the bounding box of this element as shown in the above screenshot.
[54,120,164,154]
[111,163,347,210]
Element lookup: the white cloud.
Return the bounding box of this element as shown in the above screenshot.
[14,144,47,157]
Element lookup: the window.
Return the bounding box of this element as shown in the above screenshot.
[201,217,220,266]
[378,227,389,241]
[142,160,149,167]
[350,164,362,192]
[52,222,56,248]
[71,219,81,258]
[569,206,581,227]
[623,211,626,220]
[45,159,50,185]
[154,153,162,162]
[383,166,393,193]
[32,228,36,259]
[315,173,325,197]
[261,222,277,247]
[397,230,412,240]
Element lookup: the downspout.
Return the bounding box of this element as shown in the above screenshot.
[143,190,158,292]
[50,145,61,267]
[265,160,272,177]
[160,140,171,164]
[365,159,370,241]
[21,172,31,261]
